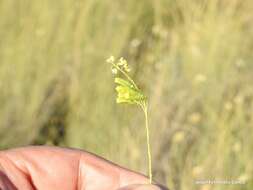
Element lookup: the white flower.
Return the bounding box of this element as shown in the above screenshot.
[106,56,115,63]
[118,57,127,66]
[111,68,118,74]
[125,67,131,72]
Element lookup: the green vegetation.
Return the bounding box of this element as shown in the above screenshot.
[0,0,253,189]
[108,56,152,183]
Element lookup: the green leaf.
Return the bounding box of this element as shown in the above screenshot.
[115,77,134,89]
[115,86,130,93]
[116,97,135,104]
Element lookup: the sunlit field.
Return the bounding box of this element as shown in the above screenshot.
[0,0,253,189]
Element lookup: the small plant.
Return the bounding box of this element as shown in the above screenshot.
[107,56,153,184]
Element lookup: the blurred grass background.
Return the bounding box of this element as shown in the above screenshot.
[0,0,253,189]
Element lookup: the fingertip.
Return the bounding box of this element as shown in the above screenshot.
[117,184,168,190]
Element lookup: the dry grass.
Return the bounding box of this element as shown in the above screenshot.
[0,0,252,189]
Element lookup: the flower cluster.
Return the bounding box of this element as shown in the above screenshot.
[107,56,146,106]
[107,56,131,74]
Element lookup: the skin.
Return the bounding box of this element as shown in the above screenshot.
[0,146,167,190]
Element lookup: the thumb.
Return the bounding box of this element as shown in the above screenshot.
[117,184,167,190]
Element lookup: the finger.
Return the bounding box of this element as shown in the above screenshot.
[117,184,165,190]
[0,154,35,190]
[0,146,81,190]
[78,149,149,189]
[0,170,17,190]
[0,146,164,190]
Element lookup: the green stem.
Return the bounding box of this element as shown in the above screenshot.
[112,63,139,90]
[143,103,153,184]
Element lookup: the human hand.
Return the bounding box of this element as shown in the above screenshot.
[0,146,167,190]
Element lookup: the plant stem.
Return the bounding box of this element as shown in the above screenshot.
[143,104,153,184]
[112,63,139,89]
